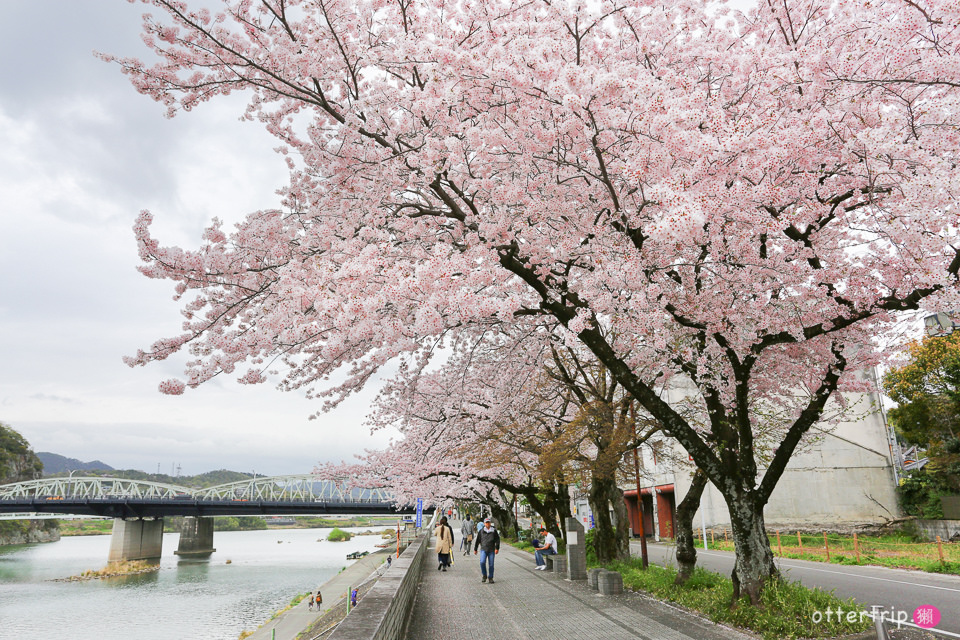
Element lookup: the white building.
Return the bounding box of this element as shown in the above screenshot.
[573,369,902,539]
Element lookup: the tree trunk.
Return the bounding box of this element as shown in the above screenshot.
[530,483,568,541]
[495,487,519,538]
[588,474,630,563]
[727,491,778,607]
[488,502,515,538]
[555,481,572,535]
[674,470,708,586]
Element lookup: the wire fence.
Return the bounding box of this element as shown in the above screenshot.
[693,528,960,569]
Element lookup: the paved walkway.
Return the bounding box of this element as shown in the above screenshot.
[406,540,751,640]
[249,550,392,640]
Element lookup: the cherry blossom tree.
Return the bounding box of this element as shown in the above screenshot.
[358,328,577,540]
[111,0,960,603]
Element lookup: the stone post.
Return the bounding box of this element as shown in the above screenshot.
[565,517,587,580]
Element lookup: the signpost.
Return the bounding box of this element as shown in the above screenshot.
[415,498,423,528]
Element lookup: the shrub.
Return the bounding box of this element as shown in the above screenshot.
[327,528,353,542]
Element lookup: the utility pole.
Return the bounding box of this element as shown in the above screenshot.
[630,404,649,569]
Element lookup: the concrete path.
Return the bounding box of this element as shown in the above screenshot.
[633,541,960,637]
[248,550,392,640]
[406,542,751,640]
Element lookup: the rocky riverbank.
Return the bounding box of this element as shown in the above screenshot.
[0,520,60,546]
[53,560,160,582]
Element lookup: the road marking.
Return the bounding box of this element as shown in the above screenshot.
[639,545,960,593]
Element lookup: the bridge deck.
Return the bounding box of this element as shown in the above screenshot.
[0,499,414,519]
[405,533,750,640]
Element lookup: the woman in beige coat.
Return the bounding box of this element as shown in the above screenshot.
[434,516,454,571]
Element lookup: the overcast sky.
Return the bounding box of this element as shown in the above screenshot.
[0,1,396,476]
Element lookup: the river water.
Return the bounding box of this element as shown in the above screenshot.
[0,525,390,640]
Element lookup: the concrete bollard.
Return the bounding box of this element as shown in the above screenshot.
[587,568,604,590]
[598,570,623,595]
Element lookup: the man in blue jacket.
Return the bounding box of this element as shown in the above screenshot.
[473,518,501,584]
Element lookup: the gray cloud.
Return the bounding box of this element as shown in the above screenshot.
[0,1,390,475]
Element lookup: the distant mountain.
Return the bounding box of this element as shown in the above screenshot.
[37,452,114,475]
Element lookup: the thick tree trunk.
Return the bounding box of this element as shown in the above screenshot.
[588,474,630,563]
[495,487,519,538]
[727,492,779,607]
[487,502,514,537]
[529,483,568,541]
[674,470,708,586]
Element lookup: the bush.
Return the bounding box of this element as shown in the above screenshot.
[584,529,597,564]
[327,528,353,542]
[898,470,952,519]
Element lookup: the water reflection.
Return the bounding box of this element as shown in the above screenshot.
[0,526,387,640]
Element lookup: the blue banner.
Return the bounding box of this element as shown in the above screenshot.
[416,498,423,528]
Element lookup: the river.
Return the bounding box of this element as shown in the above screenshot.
[0,525,391,640]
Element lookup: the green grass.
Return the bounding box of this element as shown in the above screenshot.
[269,591,311,620]
[696,531,960,574]
[327,527,353,542]
[606,558,871,640]
[506,537,537,552]
[297,516,397,528]
[58,520,113,536]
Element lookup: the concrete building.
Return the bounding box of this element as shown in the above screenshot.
[572,369,902,539]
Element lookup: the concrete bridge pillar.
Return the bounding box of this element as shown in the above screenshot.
[175,516,216,557]
[108,517,164,562]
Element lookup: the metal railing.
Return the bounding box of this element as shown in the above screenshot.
[0,475,395,506]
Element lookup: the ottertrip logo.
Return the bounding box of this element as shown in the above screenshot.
[811,605,942,630]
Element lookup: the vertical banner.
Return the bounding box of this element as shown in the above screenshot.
[416,498,423,528]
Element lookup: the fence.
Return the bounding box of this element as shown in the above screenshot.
[694,528,960,569]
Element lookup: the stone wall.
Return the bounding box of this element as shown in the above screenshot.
[916,519,960,543]
[327,532,429,640]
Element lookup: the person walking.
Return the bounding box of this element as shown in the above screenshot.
[473,517,500,583]
[315,591,322,610]
[434,516,454,571]
[460,515,474,556]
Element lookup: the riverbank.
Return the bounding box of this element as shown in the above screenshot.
[244,549,393,640]
[0,520,59,545]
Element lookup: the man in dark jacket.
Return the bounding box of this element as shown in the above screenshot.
[473,517,501,583]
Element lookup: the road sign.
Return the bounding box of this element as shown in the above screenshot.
[416,498,423,528]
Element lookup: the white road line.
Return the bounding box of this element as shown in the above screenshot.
[646,546,960,593]
[775,562,960,593]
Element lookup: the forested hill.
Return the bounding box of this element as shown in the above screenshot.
[37,452,113,474]
[0,423,43,484]
[0,423,59,545]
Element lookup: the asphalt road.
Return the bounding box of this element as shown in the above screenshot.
[632,541,960,637]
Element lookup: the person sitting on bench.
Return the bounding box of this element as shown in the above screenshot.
[533,527,557,570]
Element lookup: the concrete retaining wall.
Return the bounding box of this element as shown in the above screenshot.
[327,532,429,640]
[916,519,960,542]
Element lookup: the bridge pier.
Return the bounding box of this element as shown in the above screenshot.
[108,517,164,562]
[175,516,216,557]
